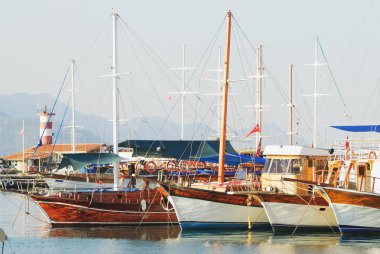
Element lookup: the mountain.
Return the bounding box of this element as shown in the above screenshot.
[0,93,307,156]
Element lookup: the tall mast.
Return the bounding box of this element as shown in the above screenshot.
[181,44,186,140]
[170,44,197,140]
[305,38,327,148]
[202,47,223,136]
[289,63,293,146]
[112,11,119,190]
[218,10,232,184]
[256,44,263,147]
[71,60,76,153]
[313,40,317,148]
[217,47,222,137]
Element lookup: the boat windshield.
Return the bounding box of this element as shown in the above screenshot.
[263,158,302,174]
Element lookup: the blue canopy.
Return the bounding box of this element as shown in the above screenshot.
[330,125,380,133]
[198,153,265,166]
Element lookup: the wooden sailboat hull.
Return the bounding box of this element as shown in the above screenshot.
[257,193,338,233]
[32,189,178,227]
[323,187,380,235]
[162,184,270,230]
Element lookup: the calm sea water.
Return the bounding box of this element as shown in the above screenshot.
[0,191,380,254]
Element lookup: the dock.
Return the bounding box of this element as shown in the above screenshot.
[0,174,48,194]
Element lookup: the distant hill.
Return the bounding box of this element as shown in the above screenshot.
[0,93,307,156]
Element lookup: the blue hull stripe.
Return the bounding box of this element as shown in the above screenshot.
[340,225,380,235]
[180,222,271,230]
[272,224,339,233]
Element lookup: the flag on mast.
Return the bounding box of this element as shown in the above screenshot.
[255,137,262,157]
[246,124,260,137]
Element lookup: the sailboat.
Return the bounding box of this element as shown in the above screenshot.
[31,12,177,226]
[315,127,380,236]
[253,145,338,233]
[159,11,270,230]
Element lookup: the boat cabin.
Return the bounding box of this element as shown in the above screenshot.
[329,154,380,194]
[262,145,333,195]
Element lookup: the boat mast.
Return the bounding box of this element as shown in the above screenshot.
[256,44,263,148]
[289,63,293,146]
[305,38,327,148]
[112,11,119,190]
[218,10,232,184]
[170,44,197,140]
[71,60,76,153]
[181,45,186,140]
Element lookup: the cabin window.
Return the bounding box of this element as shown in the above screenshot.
[263,158,302,174]
[289,159,301,174]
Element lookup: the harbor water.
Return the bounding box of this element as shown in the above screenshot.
[1,191,380,254]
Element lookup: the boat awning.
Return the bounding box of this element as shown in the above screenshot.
[198,153,265,166]
[330,125,380,133]
[58,153,123,171]
[118,140,237,160]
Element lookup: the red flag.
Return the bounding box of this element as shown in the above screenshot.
[345,136,349,150]
[255,138,262,157]
[246,124,260,137]
[311,143,314,148]
[345,136,350,160]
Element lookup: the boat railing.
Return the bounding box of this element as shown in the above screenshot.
[332,139,380,160]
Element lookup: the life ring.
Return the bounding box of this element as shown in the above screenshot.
[369,151,378,159]
[145,161,157,174]
[178,160,189,171]
[195,161,206,169]
[165,160,176,171]
[8,180,14,186]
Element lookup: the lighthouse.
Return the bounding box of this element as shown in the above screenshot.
[38,106,55,145]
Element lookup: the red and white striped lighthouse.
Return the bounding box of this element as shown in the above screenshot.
[38,107,55,145]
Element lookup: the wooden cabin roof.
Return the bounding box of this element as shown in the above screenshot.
[4,143,105,161]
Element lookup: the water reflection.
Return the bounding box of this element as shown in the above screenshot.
[2,191,380,254]
[49,226,180,241]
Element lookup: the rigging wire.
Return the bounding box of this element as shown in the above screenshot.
[117,22,180,137]
[48,97,71,165]
[317,38,347,110]
[31,67,70,160]
[77,15,112,68]
[334,0,375,77]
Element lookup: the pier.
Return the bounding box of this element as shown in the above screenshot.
[0,174,48,194]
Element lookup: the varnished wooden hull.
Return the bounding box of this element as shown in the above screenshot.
[32,189,178,227]
[256,193,338,233]
[161,184,270,230]
[323,187,380,235]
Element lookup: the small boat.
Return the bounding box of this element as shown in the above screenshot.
[32,184,177,227]
[312,126,380,236]
[254,145,338,233]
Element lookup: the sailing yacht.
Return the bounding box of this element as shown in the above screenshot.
[160,11,270,230]
[315,129,380,235]
[253,145,338,233]
[31,12,177,226]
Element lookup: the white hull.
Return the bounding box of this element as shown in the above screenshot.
[168,195,269,230]
[331,203,380,234]
[261,202,338,232]
[44,178,114,191]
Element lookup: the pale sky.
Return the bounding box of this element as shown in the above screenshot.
[1,0,380,149]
